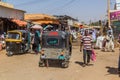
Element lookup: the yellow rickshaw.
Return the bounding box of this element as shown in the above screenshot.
[5,30,31,56]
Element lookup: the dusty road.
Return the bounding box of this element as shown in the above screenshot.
[0,45,120,80]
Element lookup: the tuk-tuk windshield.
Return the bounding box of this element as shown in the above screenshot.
[7,33,20,40]
[47,38,59,45]
[42,37,65,48]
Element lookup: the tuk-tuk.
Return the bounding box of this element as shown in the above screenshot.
[5,30,31,56]
[39,31,72,68]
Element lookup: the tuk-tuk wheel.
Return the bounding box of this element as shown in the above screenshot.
[39,61,45,67]
[7,51,13,56]
[61,61,69,68]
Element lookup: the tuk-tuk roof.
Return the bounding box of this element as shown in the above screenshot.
[7,30,28,33]
[42,31,68,38]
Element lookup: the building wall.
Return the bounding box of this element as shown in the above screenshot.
[0,6,25,20]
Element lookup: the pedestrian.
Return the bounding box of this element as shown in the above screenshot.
[25,28,31,52]
[37,30,42,52]
[101,34,107,51]
[91,29,97,43]
[118,34,120,76]
[118,34,120,44]
[95,33,101,49]
[33,30,41,54]
[105,31,114,52]
[80,30,93,67]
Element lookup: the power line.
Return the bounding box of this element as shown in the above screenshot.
[15,0,49,6]
[15,0,76,8]
[44,0,77,13]
[14,0,78,17]
[18,0,77,13]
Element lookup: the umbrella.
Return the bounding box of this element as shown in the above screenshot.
[31,24,43,30]
[43,25,53,30]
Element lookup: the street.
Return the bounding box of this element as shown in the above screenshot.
[0,1,120,80]
[0,43,120,80]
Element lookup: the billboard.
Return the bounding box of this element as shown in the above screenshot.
[110,10,120,21]
[116,0,120,10]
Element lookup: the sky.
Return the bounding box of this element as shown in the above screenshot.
[5,0,116,24]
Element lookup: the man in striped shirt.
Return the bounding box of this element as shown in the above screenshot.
[80,30,93,67]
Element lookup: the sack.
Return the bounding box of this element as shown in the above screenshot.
[91,49,96,61]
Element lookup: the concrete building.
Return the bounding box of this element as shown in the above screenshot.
[0,1,26,33]
[0,1,25,19]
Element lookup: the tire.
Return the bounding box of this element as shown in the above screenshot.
[61,61,69,68]
[6,51,13,56]
[39,60,45,67]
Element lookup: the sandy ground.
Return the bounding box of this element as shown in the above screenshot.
[0,44,120,80]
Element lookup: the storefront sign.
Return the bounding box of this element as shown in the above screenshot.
[110,10,120,21]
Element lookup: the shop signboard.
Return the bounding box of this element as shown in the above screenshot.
[110,10,120,21]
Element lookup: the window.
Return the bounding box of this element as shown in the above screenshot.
[8,33,20,39]
[47,38,59,45]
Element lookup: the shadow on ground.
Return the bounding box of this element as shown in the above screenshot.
[75,61,93,67]
[39,60,66,68]
[106,66,118,75]
[75,61,84,67]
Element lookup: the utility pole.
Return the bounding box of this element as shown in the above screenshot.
[107,0,111,27]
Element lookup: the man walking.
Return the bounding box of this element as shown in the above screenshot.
[106,31,114,52]
[80,30,93,67]
[117,34,120,76]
